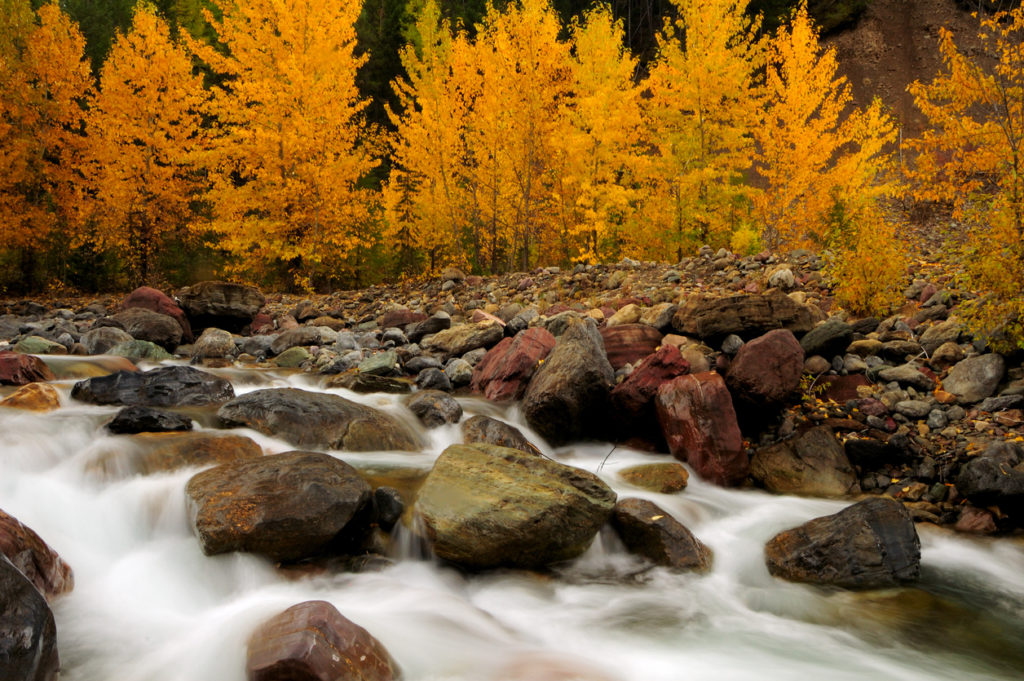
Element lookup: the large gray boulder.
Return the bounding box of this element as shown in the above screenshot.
[522,317,614,445]
[942,354,1005,404]
[671,290,817,340]
[956,441,1024,517]
[218,388,421,451]
[750,426,860,497]
[177,281,265,333]
[764,497,920,589]
[186,451,373,561]
[414,443,616,569]
[70,365,234,407]
[0,555,59,681]
[110,308,183,351]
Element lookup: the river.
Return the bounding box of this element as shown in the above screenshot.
[2,359,1023,681]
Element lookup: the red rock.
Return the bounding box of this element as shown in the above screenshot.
[122,286,193,342]
[600,324,663,370]
[471,309,505,326]
[819,374,871,403]
[251,313,274,334]
[470,327,556,402]
[379,308,427,329]
[0,352,56,386]
[726,329,803,405]
[611,344,690,420]
[246,600,398,681]
[655,372,748,486]
[954,505,997,534]
[0,509,73,600]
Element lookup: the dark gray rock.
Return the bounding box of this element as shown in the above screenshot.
[406,390,462,428]
[956,441,1024,516]
[611,498,712,571]
[79,326,133,355]
[177,281,265,333]
[460,415,542,456]
[106,406,193,434]
[800,318,853,358]
[0,555,59,681]
[71,366,234,407]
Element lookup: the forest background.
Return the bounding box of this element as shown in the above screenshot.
[1,0,1021,345]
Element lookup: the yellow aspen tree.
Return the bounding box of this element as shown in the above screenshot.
[384,0,469,273]
[195,0,378,290]
[640,0,763,262]
[551,5,643,265]
[0,1,91,258]
[83,3,207,285]
[755,2,896,252]
[908,7,1024,347]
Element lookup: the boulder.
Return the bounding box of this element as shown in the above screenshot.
[326,372,413,394]
[110,340,174,362]
[270,327,324,356]
[522,317,614,446]
[422,320,504,358]
[414,443,616,569]
[13,336,66,355]
[122,286,193,342]
[71,365,234,407]
[609,344,690,443]
[617,462,689,494]
[218,388,421,451]
[93,432,262,478]
[358,350,399,377]
[460,415,542,456]
[405,390,462,428]
[105,406,193,434]
[639,303,678,333]
[799,318,853,359]
[611,498,712,571]
[110,308,183,350]
[655,372,748,486]
[764,497,920,589]
[876,364,936,392]
[379,308,427,329]
[186,451,373,561]
[191,328,236,360]
[955,441,1024,516]
[469,327,556,402]
[671,290,817,340]
[0,383,61,412]
[247,600,398,681]
[750,426,860,497]
[726,329,804,406]
[919,318,962,354]
[942,354,1005,405]
[274,346,311,368]
[79,326,133,355]
[0,509,73,599]
[406,312,451,344]
[0,555,59,681]
[599,324,663,370]
[177,281,265,333]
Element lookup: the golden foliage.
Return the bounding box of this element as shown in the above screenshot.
[195,0,379,289]
[908,7,1024,348]
[829,214,907,317]
[83,3,207,284]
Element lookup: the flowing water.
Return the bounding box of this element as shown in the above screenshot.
[2,359,1023,681]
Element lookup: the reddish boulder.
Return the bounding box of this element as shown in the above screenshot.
[122,286,193,342]
[470,327,556,402]
[0,509,73,600]
[726,329,803,406]
[247,600,398,681]
[600,324,663,370]
[819,374,871,403]
[610,344,689,443]
[0,352,56,386]
[655,372,748,486]
[379,308,427,329]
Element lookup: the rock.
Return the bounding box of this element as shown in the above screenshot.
[522,317,614,445]
[79,326,134,355]
[269,327,323,356]
[671,290,816,340]
[187,451,373,561]
[0,383,61,412]
[326,372,412,394]
[767,266,796,290]
[373,487,404,531]
[611,498,712,571]
[246,600,398,681]
[406,390,462,428]
[0,555,59,681]
[750,426,860,497]
[955,441,1024,516]
[942,354,1005,404]
[469,327,556,402]
[105,406,193,434]
[726,329,804,406]
[844,437,907,469]
[380,308,427,329]
[764,497,921,589]
[460,415,542,456]
[599,324,663,370]
[110,308,183,350]
[955,505,997,534]
[606,303,642,326]
[108,340,174,362]
[71,365,234,407]
[919,318,962,354]
[617,463,689,494]
[799,318,853,358]
[894,400,932,420]
[847,338,883,357]
[218,388,420,451]
[414,443,615,569]
[177,281,265,333]
[609,344,690,442]
[655,372,747,486]
[94,432,262,478]
[122,286,193,342]
[0,352,56,386]
[0,509,73,599]
[414,367,451,392]
[358,350,399,377]
[876,364,936,392]
[423,320,504,358]
[191,328,236,360]
[443,358,473,386]
[13,336,66,355]
[406,312,451,344]
[930,341,964,369]
[273,346,311,368]
[639,303,677,332]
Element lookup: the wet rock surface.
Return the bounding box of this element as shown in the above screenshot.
[71,365,235,407]
[611,498,712,571]
[0,555,59,681]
